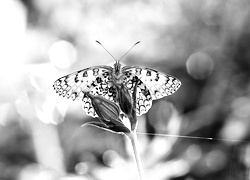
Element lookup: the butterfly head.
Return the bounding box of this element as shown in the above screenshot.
[114,60,121,76]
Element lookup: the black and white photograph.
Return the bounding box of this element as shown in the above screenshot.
[0,0,250,180]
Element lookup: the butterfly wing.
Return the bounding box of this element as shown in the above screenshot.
[53,66,113,117]
[122,73,152,116]
[122,66,181,100]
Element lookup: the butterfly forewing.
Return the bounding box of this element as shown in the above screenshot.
[122,66,181,100]
[53,66,113,117]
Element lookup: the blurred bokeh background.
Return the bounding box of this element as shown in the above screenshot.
[1,0,250,179]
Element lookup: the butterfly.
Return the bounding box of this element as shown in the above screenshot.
[53,41,181,118]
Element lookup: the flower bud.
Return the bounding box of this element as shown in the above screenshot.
[117,84,133,116]
[84,92,131,134]
[86,93,120,123]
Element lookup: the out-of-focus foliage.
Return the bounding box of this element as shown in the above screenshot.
[0,0,250,179]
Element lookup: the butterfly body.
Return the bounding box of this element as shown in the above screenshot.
[110,62,123,85]
[53,61,181,118]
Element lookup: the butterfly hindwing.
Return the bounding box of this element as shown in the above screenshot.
[123,74,152,116]
[82,94,97,117]
[53,66,113,117]
[122,66,181,100]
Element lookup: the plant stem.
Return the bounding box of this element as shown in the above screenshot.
[127,131,145,180]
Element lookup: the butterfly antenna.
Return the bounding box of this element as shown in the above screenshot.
[96,40,117,62]
[119,41,140,62]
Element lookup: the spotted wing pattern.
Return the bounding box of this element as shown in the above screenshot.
[53,66,113,117]
[123,74,152,116]
[122,66,181,100]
